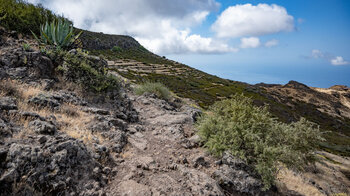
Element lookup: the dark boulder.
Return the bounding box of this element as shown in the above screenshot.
[28,120,57,135]
[0,97,17,111]
[212,152,266,196]
[0,134,104,195]
[0,48,55,81]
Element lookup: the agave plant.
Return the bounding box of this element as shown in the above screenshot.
[31,18,82,48]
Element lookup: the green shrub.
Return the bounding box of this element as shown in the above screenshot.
[32,18,82,49]
[111,46,122,52]
[0,0,68,35]
[196,94,324,190]
[134,82,171,100]
[62,50,120,92]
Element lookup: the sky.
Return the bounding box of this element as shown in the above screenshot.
[27,0,350,87]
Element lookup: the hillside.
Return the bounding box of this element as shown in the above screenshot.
[79,30,350,157]
[1,26,349,196]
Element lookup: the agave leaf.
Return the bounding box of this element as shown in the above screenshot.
[51,21,57,45]
[30,30,41,44]
[56,20,60,44]
[63,31,74,47]
[72,30,83,43]
[41,30,52,45]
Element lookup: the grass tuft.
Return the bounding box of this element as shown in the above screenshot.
[134,82,171,100]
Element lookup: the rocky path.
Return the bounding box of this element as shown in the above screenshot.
[105,93,227,195]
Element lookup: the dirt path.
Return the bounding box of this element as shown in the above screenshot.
[105,94,225,195]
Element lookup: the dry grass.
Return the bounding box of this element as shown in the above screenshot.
[277,167,324,196]
[0,79,43,100]
[12,119,33,139]
[59,103,80,117]
[52,77,84,97]
[277,152,350,196]
[1,79,107,146]
[17,101,52,118]
[55,103,108,146]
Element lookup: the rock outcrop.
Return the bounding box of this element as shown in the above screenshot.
[78,29,142,50]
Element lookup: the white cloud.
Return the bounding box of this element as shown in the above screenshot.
[331,56,349,66]
[309,49,349,66]
[136,29,238,54]
[212,3,294,38]
[265,39,279,47]
[311,49,324,58]
[27,0,232,55]
[240,37,260,48]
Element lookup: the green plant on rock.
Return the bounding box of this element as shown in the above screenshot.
[31,18,82,48]
[22,43,31,51]
[62,51,120,93]
[134,82,171,100]
[196,94,324,190]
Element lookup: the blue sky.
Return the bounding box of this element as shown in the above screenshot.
[168,0,350,87]
[28,0,350,87]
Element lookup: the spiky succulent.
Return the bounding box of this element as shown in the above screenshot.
[31,19,82,48]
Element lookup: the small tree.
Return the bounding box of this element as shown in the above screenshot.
[196,94,324,189]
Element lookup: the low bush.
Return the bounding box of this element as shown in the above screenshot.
[62,51,120,93]
[134,82,171,100]
[196,94,324,190]
[111,46,122,52]
[44,49,119,93]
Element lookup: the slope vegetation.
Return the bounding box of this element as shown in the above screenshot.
[80,30,350,156]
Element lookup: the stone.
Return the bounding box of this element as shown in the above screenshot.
[28,94,60,109]
[136,156,156,170]
[103,167,111,174]
[129,136,147,151]
[0,97,17,111]
[38,136,48,144]
[28,120,56,135]
[0,135,103,194]
[192,155,207,168]
[212,152,265,196]
[83,107,110,115]
[21,111,46,121]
